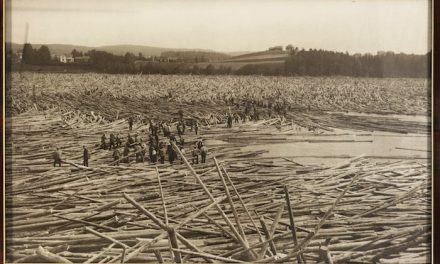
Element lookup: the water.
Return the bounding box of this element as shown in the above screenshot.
[244,131,430,166]
[327,111,430,123]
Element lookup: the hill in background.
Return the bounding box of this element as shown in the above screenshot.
[8,42,248,58]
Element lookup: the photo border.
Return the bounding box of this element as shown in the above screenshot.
[2,0,438,263]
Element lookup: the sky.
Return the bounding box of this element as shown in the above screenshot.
[6,0,431,54]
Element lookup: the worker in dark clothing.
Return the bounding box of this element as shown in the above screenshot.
[154,133,159,147]
[227,115,233,128]
[151,147,157,163]
[179,136,185,149]
[128,116,134,131]
[167,143,175,164]
[192,146,200,164]
[149,144,155,163]
[161,122,166,137]
[159,145,166,164]
[116,134,122,148]
[169,134,177,143]
[123,145,130,163]
[177,122,183,136]
[83,146,89,167]
[194,121,199,135]
[140,140,147,162]
[109,134,116,150]
[254,109,259,121]
[201,145,208,163]
[52,148,62,167]
[134,144,142,163]
[101,134,107,149]
[234,113,239,124]
[152,121,158,136]
[113,148,121,166]
[127,134,134,146]
[197,140,204,150]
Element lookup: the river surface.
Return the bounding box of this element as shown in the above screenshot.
[242,112,431,166]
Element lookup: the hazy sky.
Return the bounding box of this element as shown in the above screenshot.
[6,0,431,54]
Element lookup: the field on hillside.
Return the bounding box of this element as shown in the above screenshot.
[226,50,289,60]
[202,50,289,70]
[195,61,286,70]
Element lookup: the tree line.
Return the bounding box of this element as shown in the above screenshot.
[284,49,430,78]
[21,43,53,65]
[11,43,430,78]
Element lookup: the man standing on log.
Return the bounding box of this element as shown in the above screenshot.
[201,145,208,163]
[234,113,240,124]
[128,116,134,131]
[52,147,62,167]
[227,114,233,128]
[101,134,107,150]
[197,140,204,150]
[167,142,175,164]
[192,146,200,164]
[113,148,121,166]
[194,121,199,135]
[123,145,130,163]
[179,136,185,150]
[140,140,147,163]
[134,144,142,163]
[177,122,183,136]
[127,134,135,146]
[116,134,122,148]
[83,146,89,167]
[109,133,116,150]
[149,144,155,163]
[169,134,177,143]
[159,143,166,164]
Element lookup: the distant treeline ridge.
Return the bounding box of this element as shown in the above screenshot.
[7,43,430,78]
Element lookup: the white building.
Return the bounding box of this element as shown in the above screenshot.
[58,55,74,63]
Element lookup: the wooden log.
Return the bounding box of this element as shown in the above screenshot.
[259,216,277,257]
[83,243,116,264]
[214,157,249,245]
[172,248,244,263]
[171,141,253,254]
[284,185,304,263]
[168,227,182,263]
[35,245,73,263]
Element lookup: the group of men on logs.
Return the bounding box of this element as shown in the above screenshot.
[104,117,207,166]
[52,112,210,168]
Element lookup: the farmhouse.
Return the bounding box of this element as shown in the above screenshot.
[57,55,74,63]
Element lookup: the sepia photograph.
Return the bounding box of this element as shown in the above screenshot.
[4,0,433,263]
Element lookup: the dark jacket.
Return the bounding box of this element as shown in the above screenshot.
[53,150,62,160]
[83,148,89,159]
